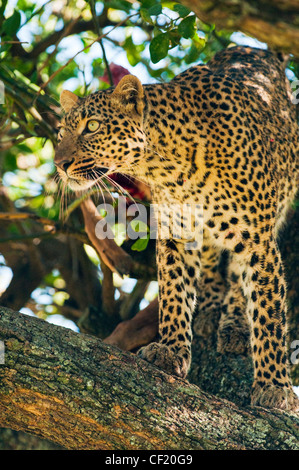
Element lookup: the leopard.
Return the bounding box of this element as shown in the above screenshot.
[54,46,299,411]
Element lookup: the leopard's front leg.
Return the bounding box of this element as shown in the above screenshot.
[138,238,201,378]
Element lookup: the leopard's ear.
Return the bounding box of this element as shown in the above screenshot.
[111,75,144,116]
[60,90,80,113]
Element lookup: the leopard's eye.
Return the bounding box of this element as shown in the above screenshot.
[86,120,100,133]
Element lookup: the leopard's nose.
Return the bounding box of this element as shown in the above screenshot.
[55,157,75,173]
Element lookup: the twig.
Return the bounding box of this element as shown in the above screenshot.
[35,14,137,95]
[0,212,90,245]
[0,231,56,243]
[0,228,89,245]
[23,0,52,26]
[0,41,29,45]
[62,188,105,221]
[62,192,94,221]
[80,198,155,279]
[36,16,81,77]
[89,0,114,86]
[4,84,56,142]
[62,185,119,221]
[0,134,31,151]
[13,15,108,60]
[0,212,56,226]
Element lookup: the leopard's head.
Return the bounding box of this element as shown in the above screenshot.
[54,75,146,191]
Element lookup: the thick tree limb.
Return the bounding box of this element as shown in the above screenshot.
[181,0,299,56]
[0,307,299,450]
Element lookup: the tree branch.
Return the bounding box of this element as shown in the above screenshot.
[0,307,299,450]
[35,14,138,95]
[181,0,299,56]
[80,198,155,279]
[104,297,158,350]
[10,11,114,59]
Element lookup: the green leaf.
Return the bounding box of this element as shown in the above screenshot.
[0,0,8,28]
[161,1,176,8]
[169,29,181,48]
[178,15,196,39]
[141,0,158,8]
[1,10,21,37]
[192,33,206,51]
[124,36,145,66]
[185,41,205,64]
[148,3,162,16]
[107,0,132,13]
[130,219,149,234]
[140,7,155,25]
[3,152,17,172]
[173,3,190,17]
[131,235,150,252]
[149,33,169,64]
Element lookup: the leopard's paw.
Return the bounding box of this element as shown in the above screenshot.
[251,383,299,411]
[217,324,250,355]
[138,342,190,378]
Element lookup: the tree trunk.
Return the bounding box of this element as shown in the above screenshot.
[0,307,298,450]
[181,0,299,56]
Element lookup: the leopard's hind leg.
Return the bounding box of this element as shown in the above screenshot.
[217,254,250,355]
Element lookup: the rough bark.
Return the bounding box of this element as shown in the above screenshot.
[181,0,299,56]
[0,307,298,450]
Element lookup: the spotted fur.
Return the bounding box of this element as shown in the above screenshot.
[55,47,299,410]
